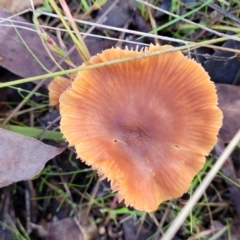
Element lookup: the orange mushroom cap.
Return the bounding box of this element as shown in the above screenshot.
[59,45,222,212]
[48,73,77,107]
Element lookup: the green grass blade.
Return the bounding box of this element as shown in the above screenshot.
[3,125,63,141]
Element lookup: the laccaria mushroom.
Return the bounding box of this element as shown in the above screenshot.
[48,76,71,107]
[53,45,222,212]
[48,73,77,107]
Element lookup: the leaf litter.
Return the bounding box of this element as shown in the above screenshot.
[1,0,240,239]
[0,128,64,187]
[217,84,240,143]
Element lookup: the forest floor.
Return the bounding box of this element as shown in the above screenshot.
[1,0,240,239]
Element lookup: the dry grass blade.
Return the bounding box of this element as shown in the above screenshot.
[136,0,240,43]
[199,0,240,25]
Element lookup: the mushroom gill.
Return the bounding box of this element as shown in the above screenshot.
[58,45,222,212]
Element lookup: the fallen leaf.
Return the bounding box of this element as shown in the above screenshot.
[0,7,63,79]
[0,7,74,78]
[122,217,135,239]
[0,128,64,187]
[204,40,240,85]
[0,0,43,13]
[0,7,115,85]
[47,218,83,240]
[95,0,134,28]
[216,84,240,142]
[154,0,171,18]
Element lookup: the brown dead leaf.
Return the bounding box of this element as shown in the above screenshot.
[0,7,66,79]
[47,218,83,240]
[0,128,64,187]
[204,40,240,85]
[0,0,43,13]
[216,84,240,143]
[0,7,115,85]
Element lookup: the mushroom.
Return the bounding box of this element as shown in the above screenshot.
[56,44,222,212]
[48,73,76,107]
